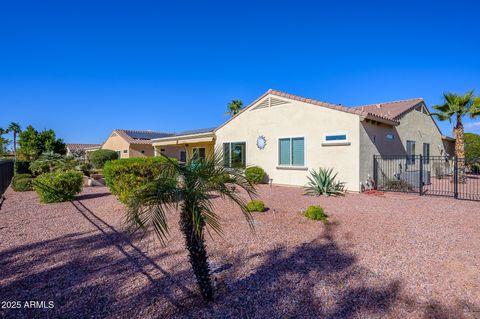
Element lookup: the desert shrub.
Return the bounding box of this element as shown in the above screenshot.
[14,160,31,175]
[89,149,119,169]
[12,173,34,192]
[33,171,83,203]
[246,199,265,212]
[304,168,345,196]
[304,205,328,223]
[29,152,64,175]
[383,178,414,191]
[244,166,266,184]
[103,157,173,204]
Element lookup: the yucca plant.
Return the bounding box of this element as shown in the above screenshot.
[304,168,345,196]
[125,152,256,301]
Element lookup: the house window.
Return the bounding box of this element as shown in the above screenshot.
[423,143,430,164]
[386,133,395,140]
[192,147,206,161]
[223,142,246,168]
[123,150,128,153]
[322,133,349,145]
[180,151,187,163]
[406,140,416,164]
[278,137,304,166]
[115,150,121,158]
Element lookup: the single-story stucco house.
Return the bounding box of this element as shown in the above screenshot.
[149,89,454,192]
[85,129,173,159]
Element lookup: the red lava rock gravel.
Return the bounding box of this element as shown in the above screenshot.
[0,185,479,318]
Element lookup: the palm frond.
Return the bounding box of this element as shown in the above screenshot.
[124,168,179,246]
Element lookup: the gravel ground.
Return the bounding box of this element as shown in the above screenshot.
[0,185,479,319]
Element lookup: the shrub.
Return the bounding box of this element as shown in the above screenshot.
[89,149,119,169]
[383,178,414,191]
[304,168,345,196]
[103,157,172,204]
[304,205,328,223]
[14,160,31,175]
[245,166,266,184]
[33,171,83,203]
[12,173,34,192]
[29,152,64,175]
[246,199,265,212]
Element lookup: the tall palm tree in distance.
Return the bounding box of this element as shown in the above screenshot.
[7,122,21,160]
[225,99,243,117]
[126,153,256,301]
[432,90,480,177]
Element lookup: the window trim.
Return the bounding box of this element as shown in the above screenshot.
[277,136,306,167]
[406,140,416,164]
[192,147,206,160]
[222,141,247,168]
[423,143,430,164]
[385,133,395,140]
[322,132,350,146]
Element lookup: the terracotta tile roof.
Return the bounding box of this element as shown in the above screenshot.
[114,129,175,145]
[215,89,399,132]
[267,89,399,124]
[66,143,101,152]
[351,98,424,121]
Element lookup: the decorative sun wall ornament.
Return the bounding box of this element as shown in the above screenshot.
[256,136,266,150]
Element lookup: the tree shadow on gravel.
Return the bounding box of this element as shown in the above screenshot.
[0,198,202,319]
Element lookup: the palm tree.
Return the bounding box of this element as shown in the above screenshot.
[225,99,243,116]
[125,153,256,301]
[432,90,480,178]
[7,122,21,160]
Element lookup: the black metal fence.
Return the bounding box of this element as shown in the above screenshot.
[374,155,480,201]
[0,159,14,199]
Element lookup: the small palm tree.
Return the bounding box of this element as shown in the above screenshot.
[225,99,243,116]
[125,153,256,301]
[432,91,480,177]
[7,122,21,160]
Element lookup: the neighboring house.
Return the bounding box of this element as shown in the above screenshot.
[91,129,175,159]
[152,89,455,192]
[66,144,101,159]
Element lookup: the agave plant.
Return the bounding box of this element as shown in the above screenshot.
[304,168,345,196]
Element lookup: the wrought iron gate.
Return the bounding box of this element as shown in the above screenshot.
[373,155,480,201]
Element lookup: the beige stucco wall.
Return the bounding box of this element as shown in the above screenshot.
[101,132,154,158]
[396,105,446,157]
[101,132,131,158]
[215,95,362,191]
[359,104,447,184]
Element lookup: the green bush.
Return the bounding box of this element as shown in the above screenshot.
[246,199,265,212]
[383,179,413,191]
[304,168,345,196]
[14,160,32,175]
[244,166,266,184]
[12,173,34,192]
[304,205,328,223]
[103,157,173,204]
[89,149,119,169]
[33,171,83,203]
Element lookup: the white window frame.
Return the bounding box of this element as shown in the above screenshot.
[322,132,350,146]
[223,141,247,168]
[277,136,306,169]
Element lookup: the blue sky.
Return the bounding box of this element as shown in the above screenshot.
[1,0,479,144]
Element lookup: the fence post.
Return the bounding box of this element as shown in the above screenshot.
[454,157,458,199]
[373,155,378,190]
[419,155,423,195]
